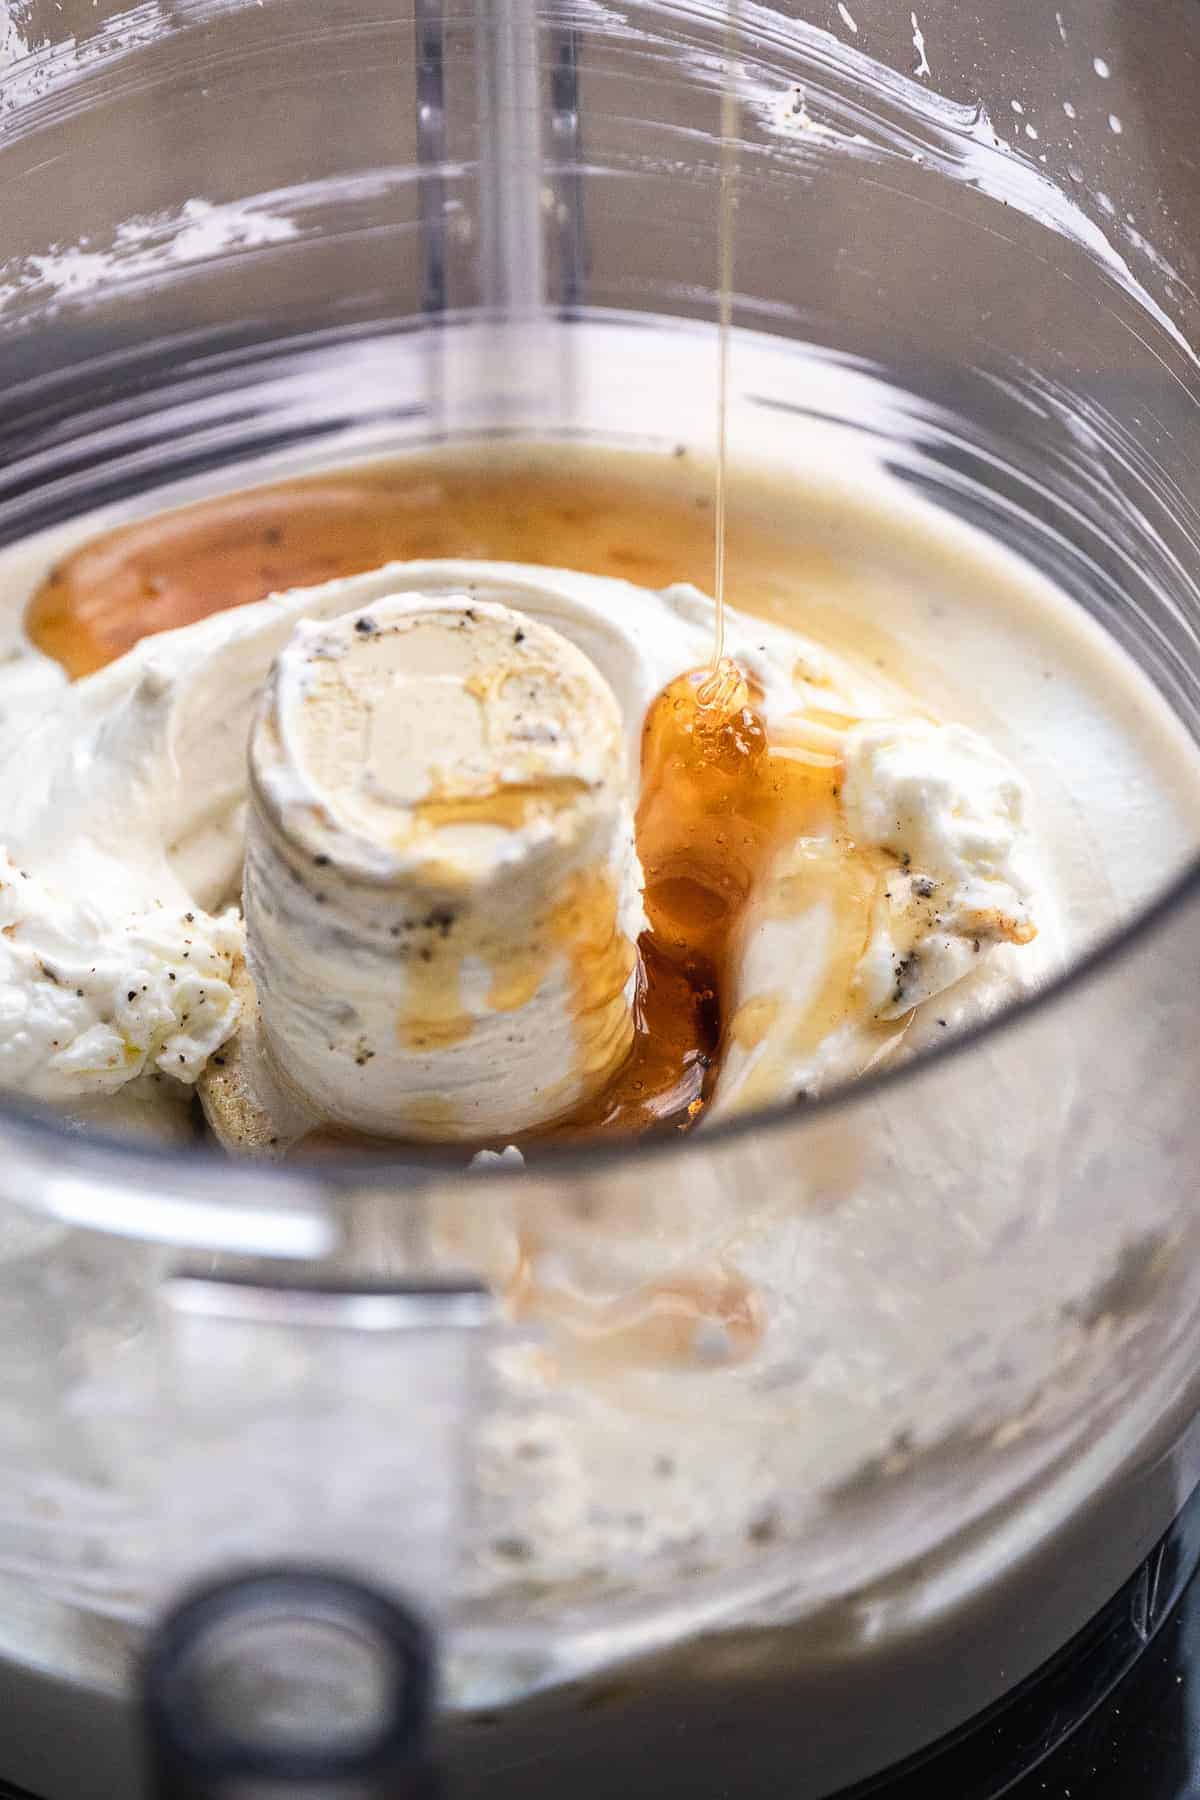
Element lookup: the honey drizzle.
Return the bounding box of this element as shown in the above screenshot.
[709,0,739,683]
[692,0,742,721]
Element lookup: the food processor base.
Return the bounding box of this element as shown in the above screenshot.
[842,1472,1200,1800]
[0,1483,1197,1799]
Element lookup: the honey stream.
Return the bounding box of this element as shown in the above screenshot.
[696,0,741,719]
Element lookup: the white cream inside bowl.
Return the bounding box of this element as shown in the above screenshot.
[0,439,1197,1153]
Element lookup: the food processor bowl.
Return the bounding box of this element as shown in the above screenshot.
[1,0,1200,1794]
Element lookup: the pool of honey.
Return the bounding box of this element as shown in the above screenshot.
[27,446,857,1150]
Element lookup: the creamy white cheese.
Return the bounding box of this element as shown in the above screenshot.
[843,719,1038,1020]
[0,849,240,1104]
[0,558,1048,1131]
[709,718,1052,1118]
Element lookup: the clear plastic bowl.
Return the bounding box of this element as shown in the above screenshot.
[1,1,1199,1794]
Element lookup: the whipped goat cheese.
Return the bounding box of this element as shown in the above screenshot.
[0,850,240,1103]
[0,554,1050,1139]
[844,719,1038,1021]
